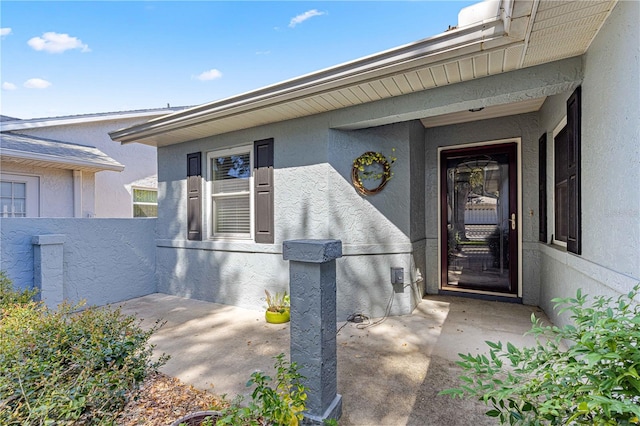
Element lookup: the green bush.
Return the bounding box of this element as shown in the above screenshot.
[0,271,38,306]
[0,273,167,425]
[441,286,640,425]
[216,353,307,426]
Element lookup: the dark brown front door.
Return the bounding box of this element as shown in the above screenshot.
[440,143,518,295]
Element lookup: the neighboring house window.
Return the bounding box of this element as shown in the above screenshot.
[132,188,158,217]
[208,146,253,239]
[0,174,39,217]
[551,86,581,254]
[1,181,26,217]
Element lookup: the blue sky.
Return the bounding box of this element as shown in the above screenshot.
[1,1,477,119]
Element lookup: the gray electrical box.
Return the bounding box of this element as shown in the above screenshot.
[390,267,404,284]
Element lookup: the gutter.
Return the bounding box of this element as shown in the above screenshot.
[111,0,514,145]
[0,107,190,133]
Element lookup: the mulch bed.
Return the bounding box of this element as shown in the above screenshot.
[116,372,226,426]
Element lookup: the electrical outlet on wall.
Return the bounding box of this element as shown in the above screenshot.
[390,267,404,285]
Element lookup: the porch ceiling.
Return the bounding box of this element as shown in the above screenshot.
[110,0,617,147]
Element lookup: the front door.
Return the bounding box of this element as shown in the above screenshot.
[440,143,518,295]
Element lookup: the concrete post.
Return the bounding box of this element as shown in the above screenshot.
[283,239,342,425]
[32,234,65,308]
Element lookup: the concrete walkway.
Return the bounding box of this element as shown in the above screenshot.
[119,294,549,426]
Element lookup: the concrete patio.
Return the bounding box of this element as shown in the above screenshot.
[119,294,549,426]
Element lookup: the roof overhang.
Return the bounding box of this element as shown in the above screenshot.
[1,148,125,172]
[1,133,125,173]
[110,0,617,147]
[0,107,190,133]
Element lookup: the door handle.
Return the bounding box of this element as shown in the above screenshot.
[509,213,516,230]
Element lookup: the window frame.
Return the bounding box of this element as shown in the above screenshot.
[551,116,568,248]
[131,187,158,218]
[206,145,254,240]
[0,173,40,218]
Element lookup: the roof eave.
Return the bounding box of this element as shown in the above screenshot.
[0,149,125,172]
[110,10,512,146]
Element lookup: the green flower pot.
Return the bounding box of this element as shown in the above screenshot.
[265,309,290,324]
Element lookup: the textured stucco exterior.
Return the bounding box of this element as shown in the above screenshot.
[155,110,427,318]
[536,0,640,326]
[15,116,159,218]
[1,161,96,217]
[151,52,601,319]
[0,218,157,306]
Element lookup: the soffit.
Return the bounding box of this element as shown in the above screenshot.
[111,0,617,147]
[0,132,124,173]
[420,97,546,128]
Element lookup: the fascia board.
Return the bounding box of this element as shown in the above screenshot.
[0,148,125,172]
[0,110,183,132]
[110,15,512,145]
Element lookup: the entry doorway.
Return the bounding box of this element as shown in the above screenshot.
[440,142,519,296]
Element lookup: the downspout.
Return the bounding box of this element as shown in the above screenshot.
[500,0,514,35]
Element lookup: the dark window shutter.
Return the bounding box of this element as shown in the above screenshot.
[254,138,274,244]
[187,152,202,241]
[538,133,547,243]
[566,86,581,254]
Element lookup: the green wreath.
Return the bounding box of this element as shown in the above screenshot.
[351,150,396,196]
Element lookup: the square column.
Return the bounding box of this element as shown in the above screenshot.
[32,234,65,308]
[283,239,342,425]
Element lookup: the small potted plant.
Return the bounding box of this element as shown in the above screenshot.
[264,289,290,324]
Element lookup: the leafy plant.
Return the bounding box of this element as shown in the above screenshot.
[0,273,167,425]
[265,290,290,314]
[217,353,307,426]
[0,270,38,306]
[441,285,640,425]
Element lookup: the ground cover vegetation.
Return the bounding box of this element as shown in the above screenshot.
[0,271,167,425]
[442,285,640,425]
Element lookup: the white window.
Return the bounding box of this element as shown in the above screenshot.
[207,146,253,239]
[551,117,568,247]
[132,188,158,217]
[0,174,39,217]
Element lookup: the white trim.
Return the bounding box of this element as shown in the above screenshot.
[551,116,568,248]
[206,144,254,241]
[110,11,511,146]
[73,170,82,218]
[0,108,188,132]
[437,137,522,298]
[0,147,124,172]
[0,173,40,217]
[131,187,158,218]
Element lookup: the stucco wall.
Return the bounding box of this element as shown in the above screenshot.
[18,117,158,218]
[156,115,426,318]
[0,162,96,217]
[424,113,541,305]
[0,218,157,306]
[537,0,640,326]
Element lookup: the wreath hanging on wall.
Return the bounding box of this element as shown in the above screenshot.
[351,149,396,196]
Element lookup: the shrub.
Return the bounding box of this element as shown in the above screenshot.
[441,285,640,425]
[216,353,307,426]
[0,271,38,306]
[0,273,167,425]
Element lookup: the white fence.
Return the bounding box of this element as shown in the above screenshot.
[1,218,157,307]
[464,204,497,225]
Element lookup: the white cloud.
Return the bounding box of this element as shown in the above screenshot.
[255,50,271,56]
[27,32,90,54]
[0,28,12,37]
[2,82,17,91]
[289,9,326,28]
[24,78,52,89]
[195,69,223,81]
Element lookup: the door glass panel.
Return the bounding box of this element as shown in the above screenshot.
[446,153,510,292]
